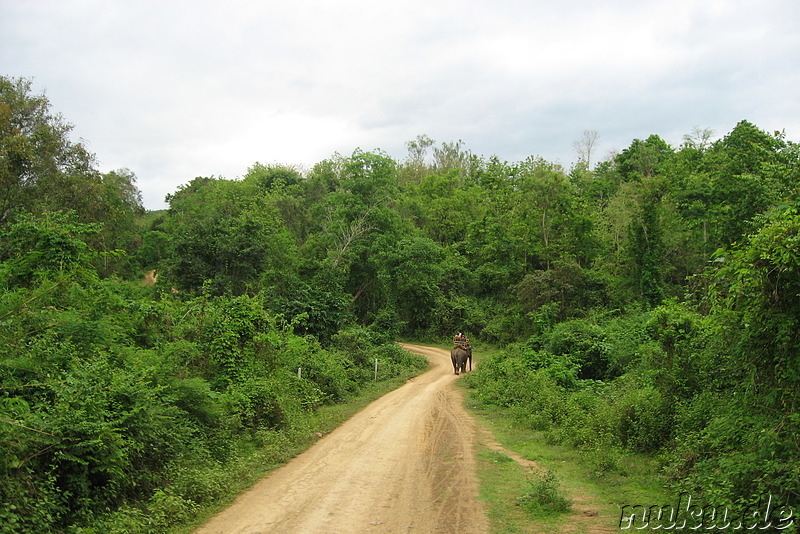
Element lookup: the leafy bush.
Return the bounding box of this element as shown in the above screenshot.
[372,343,428,379]
[0,211,100,288]
[614,384,674,453]
[463,349,568,431]
[542,318,612,380]
[517,469,572,516]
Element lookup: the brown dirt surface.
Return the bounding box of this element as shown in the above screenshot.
[194,343,489,534]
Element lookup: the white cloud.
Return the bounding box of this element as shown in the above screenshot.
[2,0,799,209]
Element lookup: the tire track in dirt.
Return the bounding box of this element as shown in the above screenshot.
[194,343,488,534]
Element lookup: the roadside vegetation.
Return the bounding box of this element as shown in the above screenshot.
[2,74,799,532]
[467,393,671,533]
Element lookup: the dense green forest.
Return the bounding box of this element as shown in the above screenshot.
[2,74,799,531]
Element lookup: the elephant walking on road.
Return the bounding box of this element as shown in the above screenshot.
[451,346,472,375]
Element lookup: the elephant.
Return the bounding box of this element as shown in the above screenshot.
[450,346,472,375]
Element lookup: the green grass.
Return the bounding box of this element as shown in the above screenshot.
[476,446,574,534]
[462,387,671,533]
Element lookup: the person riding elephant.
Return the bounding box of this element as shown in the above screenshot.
[453,331,463,345]
[453,331,470,349]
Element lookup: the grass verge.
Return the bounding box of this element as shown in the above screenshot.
[462,386,671,534]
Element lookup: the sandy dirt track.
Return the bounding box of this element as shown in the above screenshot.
[194,343,488,534]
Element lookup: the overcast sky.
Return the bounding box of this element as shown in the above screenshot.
[3,0,799,210]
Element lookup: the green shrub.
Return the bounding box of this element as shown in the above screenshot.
[517,469,572,516]
[543,318,611,380]
[164,458,229,504]
[170,376,224,427]
[614,384,674,453]
[579,440,623,475]
[373,343,428,379]
[229,374,306,429]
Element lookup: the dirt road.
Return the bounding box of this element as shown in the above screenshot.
[194,343,488,534]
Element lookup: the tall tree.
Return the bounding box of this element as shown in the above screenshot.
[0,76,103,224]
[432,139,470,175]
[682,126,714,151]
[514,157,576,269]
[615,134,673,180]
[573,129,600,167]
[401,134,435,182]
[163,177,297,295]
